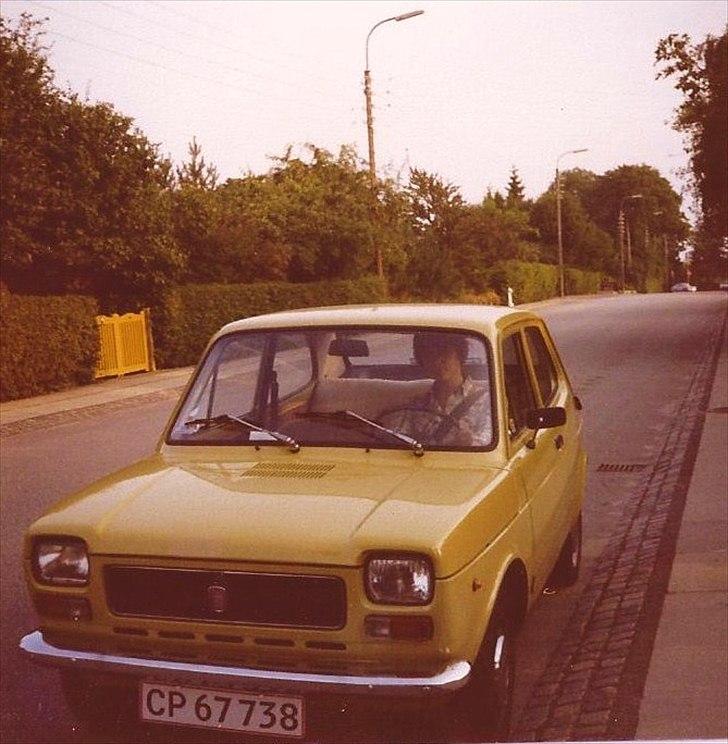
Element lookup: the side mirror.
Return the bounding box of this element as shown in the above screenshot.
[526,407,566,430]
[525,407,566,449]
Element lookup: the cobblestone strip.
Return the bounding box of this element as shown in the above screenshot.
[0,387,183,439]
[514,314,726,742]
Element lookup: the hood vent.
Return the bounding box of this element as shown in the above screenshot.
[242,462,335,479]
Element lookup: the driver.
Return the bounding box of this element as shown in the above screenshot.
[380,332,491,446]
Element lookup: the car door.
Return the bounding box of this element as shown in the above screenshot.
[501,325,565,594]
[522,322,580,572]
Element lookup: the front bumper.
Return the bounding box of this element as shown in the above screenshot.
[20,631,470,696]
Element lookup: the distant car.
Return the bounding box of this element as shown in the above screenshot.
[719,282,728,292]
[670,282,697,292]
[20,304,586,741]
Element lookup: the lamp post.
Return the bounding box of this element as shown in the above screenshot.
[652,210,670,291]
[365,11,423,182]
[555,148,588,297]
[618,194,643,291]
[364,10,423,278]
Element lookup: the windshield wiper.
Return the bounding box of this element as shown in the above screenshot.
[184,414,300,453]
[303,410,424,457]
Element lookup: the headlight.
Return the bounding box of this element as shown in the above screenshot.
[32,538,89,586]
[364,553,433,605]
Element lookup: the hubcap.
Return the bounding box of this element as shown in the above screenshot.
[491,630,512,728]
[493,634,505,670]
[571,524,581,567]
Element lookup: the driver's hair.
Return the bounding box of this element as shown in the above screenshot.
[413,332,469,367]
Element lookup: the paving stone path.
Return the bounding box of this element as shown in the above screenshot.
[0,387,183,439]
[513,314,726,741]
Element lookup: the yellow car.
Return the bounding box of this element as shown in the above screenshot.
[21,304,586,740]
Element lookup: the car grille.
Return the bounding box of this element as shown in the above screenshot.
[104,566,346,629]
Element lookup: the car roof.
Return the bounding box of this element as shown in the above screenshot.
[215,303,540,338]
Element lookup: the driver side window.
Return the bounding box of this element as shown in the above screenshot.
[502,331,537,438]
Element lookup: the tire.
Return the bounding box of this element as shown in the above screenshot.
[452,593,516,742]
[550,512,582,588]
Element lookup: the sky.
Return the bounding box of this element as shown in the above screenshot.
[3,0,727,213]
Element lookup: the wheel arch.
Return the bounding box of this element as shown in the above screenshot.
[496,558,529,631]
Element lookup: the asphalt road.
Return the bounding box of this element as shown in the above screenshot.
[1,292,726,743]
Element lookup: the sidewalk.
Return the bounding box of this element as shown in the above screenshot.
[636,336,728,738]
[0,365,194,429]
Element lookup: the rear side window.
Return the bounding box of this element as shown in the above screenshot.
[502,332,537,438]
[525,326,559,404]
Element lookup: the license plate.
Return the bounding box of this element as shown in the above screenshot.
[140,682,304,737]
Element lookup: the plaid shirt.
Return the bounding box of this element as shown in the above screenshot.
[382,377,492,447]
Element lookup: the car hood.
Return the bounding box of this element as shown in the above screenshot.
[28,453,519,576]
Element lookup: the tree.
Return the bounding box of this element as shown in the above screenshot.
[175,137,218,190]
[588,165,689,290]
[455,200,540,290]
[0,14,183,308]
[506,166,526,208]
[266,144,386,281]
[656,30,728,283]
[208,175,292,283]
[530,169,614,273]
[404,169,466,298]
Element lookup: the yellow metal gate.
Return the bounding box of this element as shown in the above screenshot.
[94,309,156,379]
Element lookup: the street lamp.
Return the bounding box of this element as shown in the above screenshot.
[364,10,424,277]
[618,194,643,292]
[365,11,424,180]
[555,148,588,297]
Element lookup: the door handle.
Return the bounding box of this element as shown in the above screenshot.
[554,434,565,450]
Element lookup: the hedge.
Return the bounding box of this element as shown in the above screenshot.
[563,267,605,295]
[153,275,389,368]
[0,287,99,402]
[485,260,605,304]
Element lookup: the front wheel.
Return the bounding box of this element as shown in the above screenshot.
[550,512,583,588]
[450,594,516,742]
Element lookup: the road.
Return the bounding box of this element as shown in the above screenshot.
[1,292,726,743]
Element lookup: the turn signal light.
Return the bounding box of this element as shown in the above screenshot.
[33,594,92,622]
[365,615,433,641]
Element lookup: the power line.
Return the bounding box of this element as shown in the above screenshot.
[30,1,342,108]
[146,0,343,85]
[44,28,352,119]
[99,0,344,88]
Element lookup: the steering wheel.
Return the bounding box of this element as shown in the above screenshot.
[378,406,451,438]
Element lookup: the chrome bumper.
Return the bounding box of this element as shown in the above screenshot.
[20,631,470,696]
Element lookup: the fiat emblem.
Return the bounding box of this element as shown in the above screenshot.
[205,583,228,614]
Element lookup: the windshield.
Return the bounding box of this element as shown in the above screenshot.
[168,327,495,452]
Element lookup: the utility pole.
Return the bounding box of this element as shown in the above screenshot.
[663,234,670,290]
[626,220,632,271]
[555,148,588,297]
[364,69,376,186]
[363,67,380,278]
[618,209,626,291]
[364,10,424,279]
[617,194,643,291]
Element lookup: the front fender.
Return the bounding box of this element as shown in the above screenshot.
[434,504,533,664]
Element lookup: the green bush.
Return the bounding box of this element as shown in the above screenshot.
[153,276,388,368]
[452,290,503,306]
[485,260,607,304]
[563,267,604,295]
[485,260,559,304]
[0,288,99,401]
[643,272,665,293]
